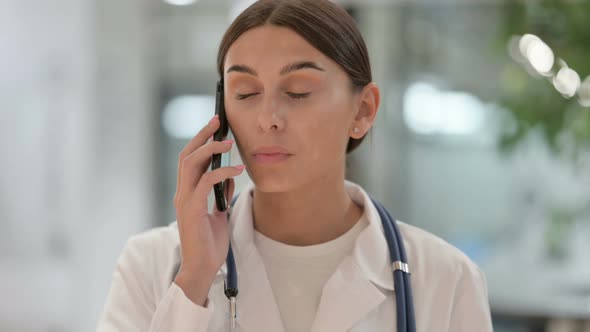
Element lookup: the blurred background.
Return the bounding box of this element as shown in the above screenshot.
[1,0,589,331]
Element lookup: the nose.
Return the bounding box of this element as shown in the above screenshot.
[257,94,285,133]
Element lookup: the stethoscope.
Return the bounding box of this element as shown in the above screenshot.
[223,195,416,332]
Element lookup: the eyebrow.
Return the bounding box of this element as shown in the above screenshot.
[226,61,325,77]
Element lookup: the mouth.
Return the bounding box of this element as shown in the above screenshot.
[252,153,292,164]
[251,145,293,164]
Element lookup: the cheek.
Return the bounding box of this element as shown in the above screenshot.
[302,100,352,161]
[225,107,252,148]
[318,94,354,136]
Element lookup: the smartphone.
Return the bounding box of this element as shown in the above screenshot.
[211,80,231,212]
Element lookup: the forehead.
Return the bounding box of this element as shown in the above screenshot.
[224,25,332,72]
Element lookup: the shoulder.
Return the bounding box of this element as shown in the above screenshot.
[123,222,181,258]
[116,222,182,284]
[398,222,486,287]
[125,222,180,250]
[117,222,229,284]
[396,222,492,329]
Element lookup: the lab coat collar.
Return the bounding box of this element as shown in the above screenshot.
[348,180,396,292]
[226,180,396,331]
[227,184,284,331]
[310,181,397,331]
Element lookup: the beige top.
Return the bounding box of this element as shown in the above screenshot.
[254,215,368,332]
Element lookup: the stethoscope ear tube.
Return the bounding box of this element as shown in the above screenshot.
[224,232,239,330]
[381,200,416,332]
[225,196,240,299]
[224,243,238,298]
[225,196,240,330]
[371,197,416,332]
[224,195,416,332]
[381,204,416,332]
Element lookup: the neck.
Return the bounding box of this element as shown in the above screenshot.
[252,172,363,246]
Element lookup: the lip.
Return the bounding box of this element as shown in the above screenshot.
[252,146,293,164]
[252,146,292,155]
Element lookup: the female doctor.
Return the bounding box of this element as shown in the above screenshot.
[97,0,493,331]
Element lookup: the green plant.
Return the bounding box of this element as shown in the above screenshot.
[496,0,590,160]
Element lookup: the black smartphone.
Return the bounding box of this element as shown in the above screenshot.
[211,80,231,212]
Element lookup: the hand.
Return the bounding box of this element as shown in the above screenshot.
[173,115,245,305]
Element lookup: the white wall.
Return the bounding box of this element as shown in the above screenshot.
[0,0,157,330]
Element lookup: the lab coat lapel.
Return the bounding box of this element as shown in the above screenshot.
[233,248,285,332]
[311,181,397,331]
[310,256,388,332]
[227,184,286,332]
[227,180,397,331]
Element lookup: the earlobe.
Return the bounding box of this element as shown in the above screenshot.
[350,126,363,139]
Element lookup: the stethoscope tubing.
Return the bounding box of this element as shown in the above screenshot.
[224,195,416,332]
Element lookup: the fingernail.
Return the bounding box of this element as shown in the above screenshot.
[222,139,234,144]
[234,165,246,171]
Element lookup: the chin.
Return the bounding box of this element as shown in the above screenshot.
[250,174,294,193]
[247,164,306,193]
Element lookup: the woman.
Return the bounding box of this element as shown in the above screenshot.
[97,0,493,331]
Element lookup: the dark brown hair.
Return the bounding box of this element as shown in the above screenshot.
[217,0,373,153]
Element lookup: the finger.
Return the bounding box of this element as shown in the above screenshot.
[192,165,246,212]
[177,140,234,203]
[181,115,220,160]
[176,116,218,195]
[175,115,220,204]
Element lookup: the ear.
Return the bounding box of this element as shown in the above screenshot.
[350,82,380,139]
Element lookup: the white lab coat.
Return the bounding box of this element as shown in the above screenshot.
[97,181,493,331]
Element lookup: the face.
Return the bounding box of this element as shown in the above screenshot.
[223,25,371,193]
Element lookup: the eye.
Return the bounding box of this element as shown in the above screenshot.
[236,93,259,100]
[286,92,311,99]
